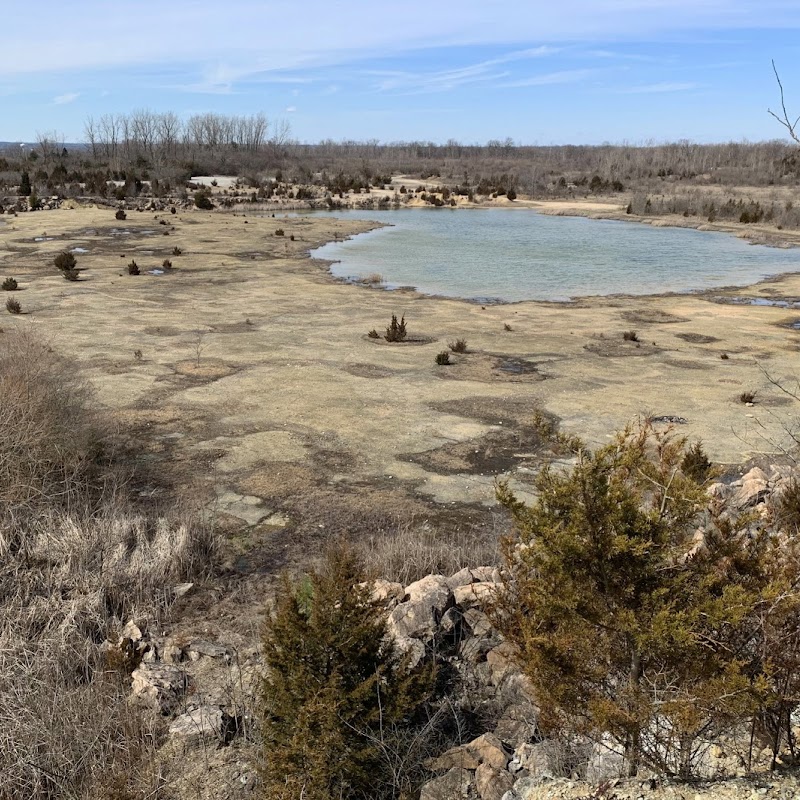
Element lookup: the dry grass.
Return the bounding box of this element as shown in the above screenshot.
[0,327,213,799]
[0,327,104,547]
[359,520,501,585]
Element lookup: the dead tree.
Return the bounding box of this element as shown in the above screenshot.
[769,60,800,144]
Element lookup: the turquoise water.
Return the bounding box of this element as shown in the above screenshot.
[308,209,800,302]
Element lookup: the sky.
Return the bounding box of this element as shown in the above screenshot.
[2,1,800,145]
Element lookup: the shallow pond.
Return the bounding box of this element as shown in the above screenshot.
[308,209,800,302]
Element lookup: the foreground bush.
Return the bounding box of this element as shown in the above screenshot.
[261,546,434,800]
[495,422,800,778]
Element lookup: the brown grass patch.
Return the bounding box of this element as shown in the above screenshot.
[174,359,237,380]
[621,309,690,325]
[675,332,720,344]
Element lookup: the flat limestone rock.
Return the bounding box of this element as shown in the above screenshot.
[168,705,225,741]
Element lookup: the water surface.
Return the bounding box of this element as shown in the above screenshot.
[309,209,800,302]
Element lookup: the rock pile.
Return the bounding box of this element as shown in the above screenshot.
[108,464,798,799]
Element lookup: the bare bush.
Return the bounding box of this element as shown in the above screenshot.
[0,328,104,543]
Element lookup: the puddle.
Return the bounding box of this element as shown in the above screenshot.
[715,296,800,308]
[495,357,539,375]
[34,237,54,242]
[148,269,165,276]
[71,247,89,253]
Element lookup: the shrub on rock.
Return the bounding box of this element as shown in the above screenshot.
[261,546,434,800]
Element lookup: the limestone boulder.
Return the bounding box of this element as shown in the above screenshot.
[466,733,510,772]
[405,574,452,606]
[388,575,453,640]
[511,741,566,780]
[427,745,481,772]
[131,663,187,712]
[494,702,539,748]
[475,762,514,800]
[394,636,426,670]
[447,567,476,589]
[420,768,475,800]
[733,467,770,508]
[454,581,495,609]
[186,640,231,662]
[168,705,226,742]
[369,579,405,606]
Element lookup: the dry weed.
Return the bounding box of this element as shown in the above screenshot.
[359,520,501,585]
[0,327,213,799]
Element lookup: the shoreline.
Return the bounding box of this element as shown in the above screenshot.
[222,190,800,251]
[530,200,800,250]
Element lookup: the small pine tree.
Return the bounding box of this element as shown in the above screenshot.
[384,314,407,343]
[681,440,712,483]
[19,171,31,196]
[261,547,433,800]
[495,422,789,778]
[194,187,214,210]
[54,251,77,271]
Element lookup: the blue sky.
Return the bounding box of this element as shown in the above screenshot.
[2,1,800,145]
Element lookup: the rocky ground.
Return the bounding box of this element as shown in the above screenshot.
[107,467,799,799]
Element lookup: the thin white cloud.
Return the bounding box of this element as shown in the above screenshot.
[53,92,80,104]
[503,69,597,88]
[170,62,315,94]
[2,1,797,80]
[284,105,297,113]
[616,81,702,93]
[370,47,560,94]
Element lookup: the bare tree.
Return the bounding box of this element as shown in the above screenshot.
[35,131,63,165]
[83,116,99,160]
[769,60,800,144]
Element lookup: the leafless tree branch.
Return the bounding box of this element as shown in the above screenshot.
[768,60,800,144]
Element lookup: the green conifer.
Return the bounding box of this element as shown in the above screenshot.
[495,422,793,778]
[261,546,433,800]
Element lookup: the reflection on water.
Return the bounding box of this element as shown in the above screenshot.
[309,209,800,302]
